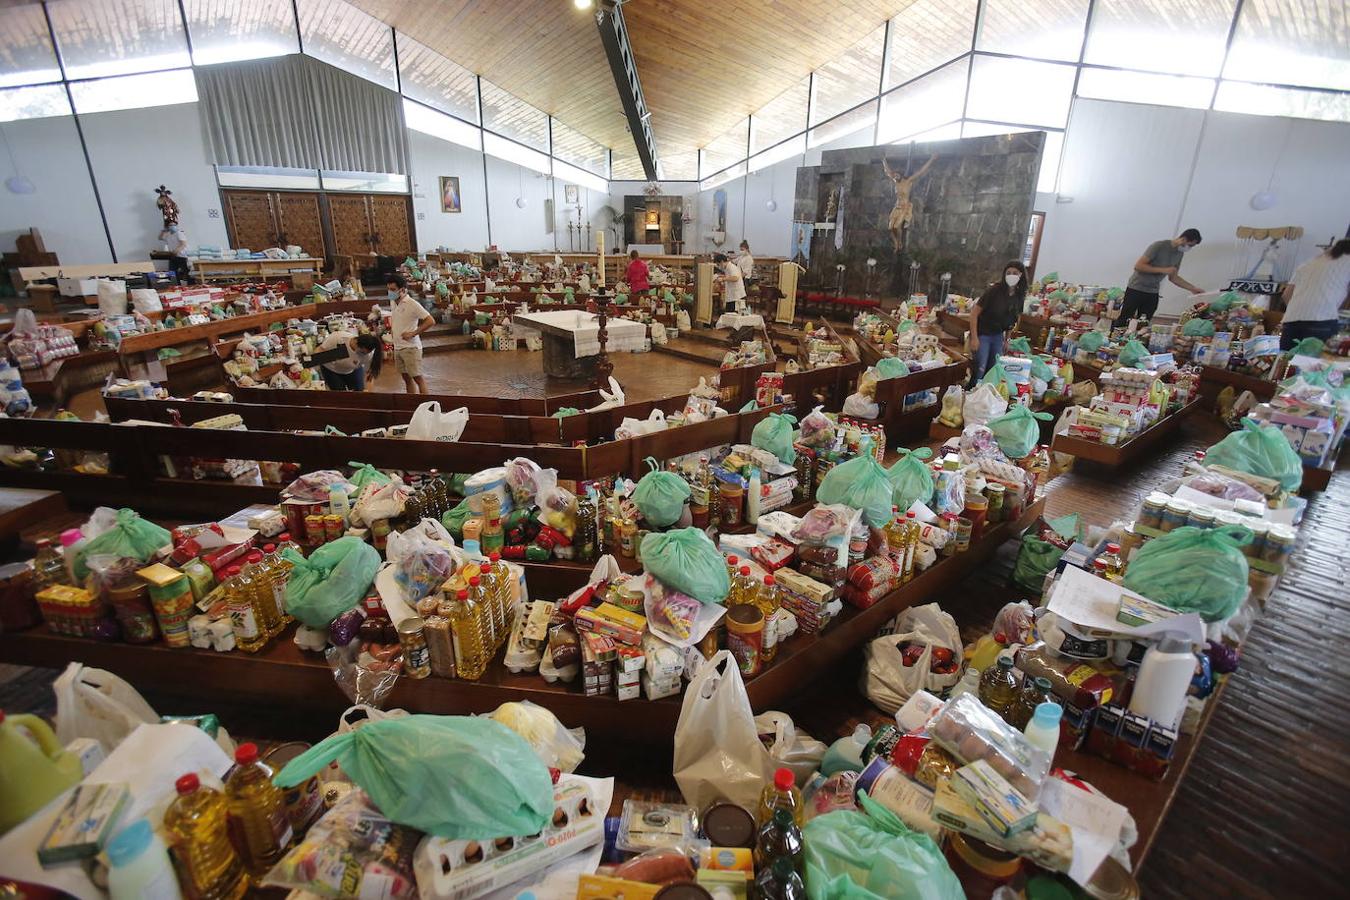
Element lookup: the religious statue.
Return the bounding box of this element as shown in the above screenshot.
[882,153,937,252]
[154,185,188,255]
[824,188,838,222]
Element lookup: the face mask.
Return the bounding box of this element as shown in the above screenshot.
[1005,274,1021,288]
[1177,244,1192,254]
[389,289,400,300]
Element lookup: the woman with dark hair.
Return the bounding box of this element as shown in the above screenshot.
[968,260,1027,382]
[1279,238,1350,351]
[626,249,650,294]
[318,330,383,390]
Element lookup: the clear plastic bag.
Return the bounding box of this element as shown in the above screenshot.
[327,640,400,709]
[385,519,455,602]
[487,700,585,773]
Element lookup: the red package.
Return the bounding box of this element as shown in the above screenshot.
[842,582,889,609]
[750,537,796,571]
[847,556,898,591]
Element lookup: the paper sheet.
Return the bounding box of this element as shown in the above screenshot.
[1040,777,1129,886]
[1046,565,1205,642]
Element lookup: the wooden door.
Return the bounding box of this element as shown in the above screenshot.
[274,192,327,259]
[222,191,277,251]
[328,195,373,256]
[369,195,412,256]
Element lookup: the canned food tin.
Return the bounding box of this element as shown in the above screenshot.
[324,514,344,543]
[304,514,325,546]
[397,616,432,678]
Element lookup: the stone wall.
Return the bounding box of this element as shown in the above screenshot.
[792,132,1044,299]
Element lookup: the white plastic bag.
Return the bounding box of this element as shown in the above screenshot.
[406,401,469,442]
[673,651,774,811]
[615,408,667,440]
[352,479,409,527]
[676,309,692,332]
[754,711,828,786]
[841,391,880,419]
[130,288,162,314]
[962,383,1008,426]
[385,518,456,601]
[54,662,159,754]
[860,603,963,714]
[11,308,37,336]
[96,279,127,316]
[585,377,626,413]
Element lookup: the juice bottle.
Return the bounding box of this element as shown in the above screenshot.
[754,856,807,899]
[756,767,803,827]
[32,539,69,592]
[757,574,782,663]
[448,588,489,679]
[224,567,266,653]
[902,512,920,583]
[978,656,1021,722]
[163,773,249,900]
[224,742,292,877]
[753,808,805,872]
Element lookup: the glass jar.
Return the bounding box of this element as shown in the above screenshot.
[1138,494,1167,531]
[1161,500,1192,532]
[1263,525,1295,566]
[1244,522,1269,559]
[1187,507,1216,530]
[108,582,159,644]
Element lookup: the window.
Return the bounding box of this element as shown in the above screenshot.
[68,68,197,115]
[295,0,396,89]
[886,0,977,88]
[403,99,481,151]
[749,134,806,173]
[483,131,550,176]
[658,150,699,181]
[184,0,299,66]
[0,5,63,87]
[396,33,478,124]
[811,25,885,126]
[977,0,1089,62]
[1035,131,1064,192]
[1077,67,1215,109]
[700,161,747,192]
[321,171,408,193]
[896,122,964,144]
[808,100,878,149]
[551,158,607,194]
[751,76,809,154]
[966,55,1076,127]
[0,84,72,123]
[47,0,190,80]
[1213,81,1350,123]
[1084,0,1238,78]
[216,166,321,190]
[551,119,609,178]
[480,79,549,151]
[877,60,968,143]
[1223,0,1350,92]
[610,147,646,181]
[700,118,749,179]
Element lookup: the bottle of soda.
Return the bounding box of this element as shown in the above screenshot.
[753,808,804,872]
[754,856,807,899]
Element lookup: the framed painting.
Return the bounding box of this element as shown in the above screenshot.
[439,176,461,213]
[564,184,579,204]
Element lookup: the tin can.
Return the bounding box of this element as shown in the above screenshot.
[985,483,1005,523]
[304,514,325,546]
[324,514,344,542]
[397,616,432,678]
[861,723,902,765]
[371,519,390,550]
[284,503,307,539]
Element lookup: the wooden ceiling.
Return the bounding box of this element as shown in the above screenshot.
[353,0,924,165]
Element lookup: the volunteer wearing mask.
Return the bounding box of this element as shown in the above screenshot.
[626,250,650,294]
[317,331,382,391]
[736,240,756,290]
[1115,229,1205,326]
[1278,238,1350,351]
[968,261,1027,383]
[714,252,746,312]
[388,274,434,394]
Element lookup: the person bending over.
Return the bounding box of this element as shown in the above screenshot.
[318,331,382,391]
[388,274,433,394]
[969,261,1027,383]
[1115,229,1205,326]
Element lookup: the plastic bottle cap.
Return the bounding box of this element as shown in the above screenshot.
[489,552,500,562]
[997,656,1014,670]
[59,529,82,547]
[264,544,276,553]
[727,555,738,565]
[1106,543,1120,553]
[175,773,199,794]
[247,551,263,562]
[739,566,751,576]
[763,575,774,586]
[225,566,241,577]
[773,767,794,791]
[279,533,291,542]
[234,742,259,765]
[906,511,916,519]
[1033,702,1063,725]
[106,817,153,867]
[1035,676,1052,691]
[457,590,468,600]
[470,576,481,586]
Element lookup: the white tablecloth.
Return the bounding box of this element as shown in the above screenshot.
[513,310,648,357]
[716,312,765,331]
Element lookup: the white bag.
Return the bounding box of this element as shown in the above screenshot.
[54,662,159,754]
[962,383,1008,427]
[676,309,692,332]
[673,651,774,811]
[841,391,880,419]
[615,408,667,440]
[754,711,828,786]
[96,279,127,316]
[130,288,163,314]
[406,401,469,442]
[352,479,409,526]
[585,377,627,413]
[860,603,963,714]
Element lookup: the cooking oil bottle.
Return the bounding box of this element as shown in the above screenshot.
[259,543,295,626]
[757,574,783,664]
[224,743,292,877]
[486,552,515,641]
[447,588,489,680]
[224,567,267,653]
[163,773,249,900]
[484,552,508,644]
[242,551,281,636]
[731,566,756,606]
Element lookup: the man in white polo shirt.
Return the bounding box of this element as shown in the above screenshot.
[388,274,433,394]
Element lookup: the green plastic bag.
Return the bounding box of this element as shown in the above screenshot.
[1078,331,1105,352]
[441,498,472,540]
[1029,355,1054,382]
[980,362,1013,395]
[1011,514,1082,592]
[1106,287,1124,301]
[274,715,553,840]
[1041,271,1059,284]
[72,508,171,580]
[283,536,381,627]
[817,454,894,528]
[347,461,392,493]
[1006,336,1032,355]
[896,319,917,333]
[1181,318,1215,337]
[1122,525,1252,622]
[987,404,1053,459]
[632,456,692,528]
[875,357,909,380]
[551,406,581,418]
[447,472,471,495]
[1207,291,1239,313]
[739,399,759,412]
[1203,418,1302,491]
[802,793,964,900]
[1288,337,1325,358]
[1117,339,1149,368]
[885,448,934,512]
[752,412,798,464]
[641,527,730,604]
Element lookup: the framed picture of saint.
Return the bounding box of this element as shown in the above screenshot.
[440,176,461,214]
[564,184,580,204]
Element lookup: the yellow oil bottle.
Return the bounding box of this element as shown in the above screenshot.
[163,773,249,900]
[223,743,292,877]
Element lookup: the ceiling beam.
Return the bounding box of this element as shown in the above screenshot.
[595,1,659,180]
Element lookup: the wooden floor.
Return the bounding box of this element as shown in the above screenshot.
[30,347,1350,895]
